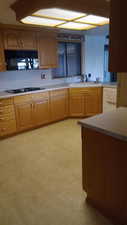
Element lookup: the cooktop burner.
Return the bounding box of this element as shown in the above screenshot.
[6,87,46,94]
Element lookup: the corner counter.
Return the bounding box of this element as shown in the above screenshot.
[79,107,127,225]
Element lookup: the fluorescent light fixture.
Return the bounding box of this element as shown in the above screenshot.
[21,8,109,30]
[21,16,64,26]
[57,22,96,30]
[76,15,109,25]
[33,8,86,21]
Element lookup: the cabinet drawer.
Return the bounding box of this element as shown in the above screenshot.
[0,98,13,106]
[0,112,15,122]
[0,120,16,136]
[0,105,15,114]
[14,94,32,104]
[32,91,49,100]
[50,89,68,97]
[69,87,101,96]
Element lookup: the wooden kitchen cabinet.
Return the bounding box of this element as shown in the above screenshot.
[15,102,33,131]
[103,87,117,112]
[69,87,102,117]
[3,29,21,49]
[14,92,50,131]
[32,92,50,126]
[37,35,58,69]
[0,98,16,137]
[85,88,102,116]
[19,31,37,50]
[50,89,68,122]
[69,92,85,117]
[14,95,33,131]
[3,29,37,50]
[0,33,6,71]
[109,0,127,72]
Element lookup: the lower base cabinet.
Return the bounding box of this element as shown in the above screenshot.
[0,120,16,137]
[0,86,103,138]
[32,92,50,126]
[15,102,33,131]
[14,92,50,132]
[50,89,68,122]
[85,88,102,117]
[103,87,117,112]
[69,87,102,117]
[0,98,16,137]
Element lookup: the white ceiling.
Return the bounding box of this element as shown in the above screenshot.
[0,0,20,25]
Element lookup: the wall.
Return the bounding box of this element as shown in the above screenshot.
[83,24,109,82]
[84,35,106,82]
[0,69,81,91]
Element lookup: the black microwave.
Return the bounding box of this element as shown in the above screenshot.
[5,50,39,71]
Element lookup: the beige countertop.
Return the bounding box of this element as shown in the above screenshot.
[102,82,117,88]
[79,107,127,142]
[0,82,117,99]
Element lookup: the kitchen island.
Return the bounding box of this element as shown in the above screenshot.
[79,107,127,225]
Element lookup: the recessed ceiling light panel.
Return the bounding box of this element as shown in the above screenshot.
[76,15,109,25]
[33,8,86,21]
[21,8,109,30]
[21,16,64,26]
[57,22,96,30]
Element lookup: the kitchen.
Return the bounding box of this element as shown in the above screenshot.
[0,0,126,225]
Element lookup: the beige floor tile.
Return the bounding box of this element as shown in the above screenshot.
[0,119,112,225]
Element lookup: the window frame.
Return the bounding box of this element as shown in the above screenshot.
[52,41,82,79]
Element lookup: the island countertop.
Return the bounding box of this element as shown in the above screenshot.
[79,107,127,142]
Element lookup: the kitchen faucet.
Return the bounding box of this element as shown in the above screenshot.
[80,74,88,82]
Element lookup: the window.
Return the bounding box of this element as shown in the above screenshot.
[52,42,81,78]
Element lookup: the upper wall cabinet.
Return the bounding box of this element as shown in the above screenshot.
[109,0,127,72]
[20,31,37,50]
[3,29,37,50]
[0,33,6,71]
[37,35,58,69]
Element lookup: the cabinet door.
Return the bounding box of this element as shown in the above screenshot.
[20,31,37,50]
[103,87,117,112]
[69,95,85,117]
[3,30,22,50]
[0,33,6,71]
[85,88,102,117]
[15,102,33,131]
[33,99,50,126]
[69,88,85,117]
[38,36,58,69]
[0,101,17,137]
[50,89,68,121]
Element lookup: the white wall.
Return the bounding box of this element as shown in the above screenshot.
[84,35,106,82]
[83,24,109,82]
[0,69,81,91]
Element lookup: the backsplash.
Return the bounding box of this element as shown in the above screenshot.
[0,70,81,91]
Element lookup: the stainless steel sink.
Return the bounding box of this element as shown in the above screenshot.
[68,82,101,87]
